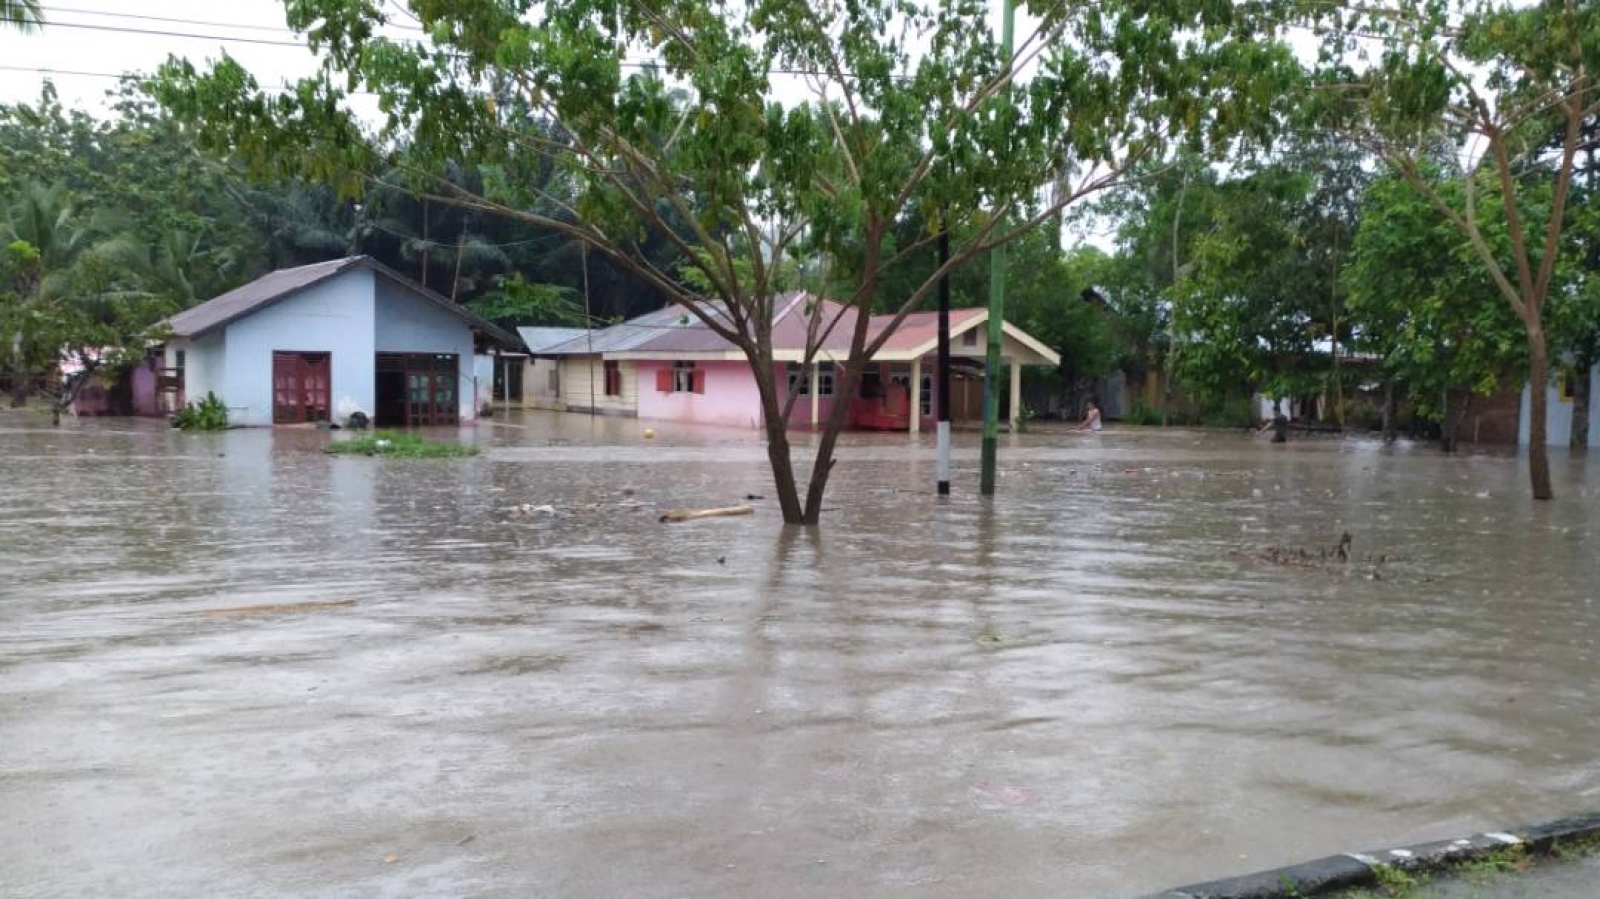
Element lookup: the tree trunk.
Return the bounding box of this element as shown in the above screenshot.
[1570,351,1591,453]
[763,419,804,522]
[1381,379,1398,444]
[801,356,870,525]
[1527,326,1554,499]
[1440,387,1464,454]
[750,358,806,523]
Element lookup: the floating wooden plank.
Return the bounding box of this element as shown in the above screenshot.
[658,505,754,523]
[198,599,356,617]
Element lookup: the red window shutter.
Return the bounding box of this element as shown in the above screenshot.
[691,370,706,394]
[655,368,672,393]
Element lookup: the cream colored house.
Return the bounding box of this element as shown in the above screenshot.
[515,327,587,411]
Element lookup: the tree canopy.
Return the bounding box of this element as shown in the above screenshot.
[151,0,1300,523]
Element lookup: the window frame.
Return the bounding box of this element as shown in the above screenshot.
[673,361,694,393]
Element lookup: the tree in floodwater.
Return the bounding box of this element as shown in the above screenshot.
[1344,171,1526,451]
[1298,0,1599,499]
[152,0,1299,525]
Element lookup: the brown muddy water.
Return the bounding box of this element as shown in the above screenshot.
[2,410,1598,898]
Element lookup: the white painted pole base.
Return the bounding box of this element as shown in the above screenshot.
[936,421,951,494]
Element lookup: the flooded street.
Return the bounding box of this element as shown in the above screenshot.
[3,410,1598,898]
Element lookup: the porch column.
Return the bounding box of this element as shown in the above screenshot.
[909,357,922,435]
[810,362,820,427]
[1009,359,1022,428]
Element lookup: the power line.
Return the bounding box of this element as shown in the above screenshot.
[25,19,312,48]
[38,5,342,35]
[0,63,383,97]
[0,63,134,82]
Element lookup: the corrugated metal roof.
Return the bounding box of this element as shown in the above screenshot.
[518,327,589,353]
[161,256,520,347]
[538,304,737,355]
[166,257,361,338]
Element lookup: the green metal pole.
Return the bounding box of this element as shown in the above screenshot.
[979,0,1015,497]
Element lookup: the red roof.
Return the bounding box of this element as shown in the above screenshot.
[869,309,986,353]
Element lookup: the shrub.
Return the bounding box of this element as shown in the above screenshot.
[1124,402,1164,426]
[327,430,478,458]
[172,392,229,430]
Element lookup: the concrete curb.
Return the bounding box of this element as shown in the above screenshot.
[1143,812,1600,899]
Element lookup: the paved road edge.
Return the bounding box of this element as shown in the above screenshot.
[1142,812,1600,899]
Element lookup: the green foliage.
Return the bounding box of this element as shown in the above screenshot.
[1124,403,1165,427]
[328,431,478,458]
[1369,862,1418,896]
[1298,0,1596,494]
[148,0,1301,522]
[1198,396,1255,430]
[172,392,228,430]
[1,0,42,32]
[467,274,582,329]
[1345,171,1526,422]
[1165,135,1369,412]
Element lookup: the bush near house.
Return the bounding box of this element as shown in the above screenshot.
[172,392,228,430]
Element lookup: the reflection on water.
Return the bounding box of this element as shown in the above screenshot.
[1,411,1598,898]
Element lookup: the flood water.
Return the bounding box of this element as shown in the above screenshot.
[2,410,1598,898]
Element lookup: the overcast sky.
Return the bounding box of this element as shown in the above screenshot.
[0,2,336,108]
[0,0,1126,248]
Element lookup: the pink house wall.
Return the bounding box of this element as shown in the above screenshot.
[131,363,161,416]
[636,360,767,428]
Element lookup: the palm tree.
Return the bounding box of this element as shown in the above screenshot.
[1,0,43,32]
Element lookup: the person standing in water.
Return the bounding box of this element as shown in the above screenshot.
[1077,401,1103,433]
[1256,411,1289,443]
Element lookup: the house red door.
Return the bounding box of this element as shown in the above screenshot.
[272,351,332,424]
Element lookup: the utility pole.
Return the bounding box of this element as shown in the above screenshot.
[979,0,1015,496]
[937,224,951,495]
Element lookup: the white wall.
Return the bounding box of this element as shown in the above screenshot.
[1519,366,1600,446]
[375,275,480,422]
[165,333,225,409]
[472,354,495,412]
[221,268,377,426]
[560,357,636,415]
[525,358,564,409]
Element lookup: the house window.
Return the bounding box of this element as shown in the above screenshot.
[603,360,622,397]
[962,328,979,347]
[658,361,705,394]
[786,363,834,397]
[174,349,187,372]
[548,368,560,393]
[921,374,933,417]
[673,361,696,393]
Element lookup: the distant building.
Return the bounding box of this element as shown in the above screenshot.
[530,294,1059,432]
[157,256,517,427]
[1520,365,1599,446]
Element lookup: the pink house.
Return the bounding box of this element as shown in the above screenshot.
[535,294,1060,433]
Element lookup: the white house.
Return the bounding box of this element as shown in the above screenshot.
[160,256,518,427]
[1519,365,1600,446]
